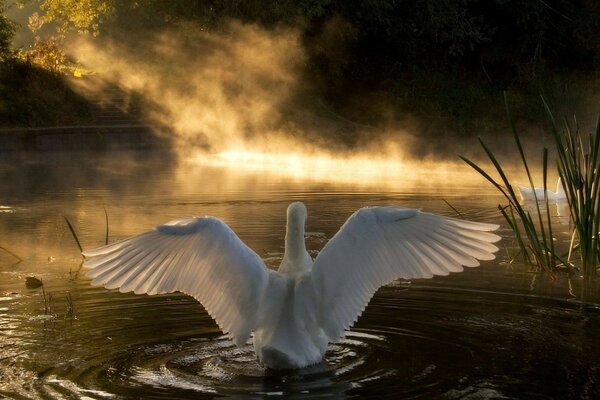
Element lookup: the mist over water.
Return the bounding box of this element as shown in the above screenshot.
[42,15,592,190]
[73,24,304,148]
[65,23,432,173]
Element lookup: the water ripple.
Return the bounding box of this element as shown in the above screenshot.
[34,331,397,399]
[0,276,596,399]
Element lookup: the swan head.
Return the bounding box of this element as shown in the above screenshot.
[287,202,307,229]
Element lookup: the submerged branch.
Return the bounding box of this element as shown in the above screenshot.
[64,216,84,256]
[0,245,23,263]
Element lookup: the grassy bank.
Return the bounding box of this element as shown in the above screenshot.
[0,59,92,128]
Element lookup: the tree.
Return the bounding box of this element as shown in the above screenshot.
[0,0,16,61]
[39,0,114,36]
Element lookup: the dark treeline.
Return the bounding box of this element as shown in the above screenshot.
[0,0,92,126]
[113,1,599,106]
[1,0,599,143]
[104,1,600,123]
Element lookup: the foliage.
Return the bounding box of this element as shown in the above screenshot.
[39,0,114,36]
[0,0,16,62]
[25,36,65,72]
[28,1,600,102]
[462,95,600,279]
[0,61,91,127]
[31,0,600,76]
[544,99,600,281]
[461,95,568,276]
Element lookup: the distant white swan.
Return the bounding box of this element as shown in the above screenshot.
[83,202,500,370]
[518,178,566,201]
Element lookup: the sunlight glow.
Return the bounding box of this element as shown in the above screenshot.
[213,149,405,183]
[189,147,485,190]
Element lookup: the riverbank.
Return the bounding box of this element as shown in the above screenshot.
[0,124,170,151]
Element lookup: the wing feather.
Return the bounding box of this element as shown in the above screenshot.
[83,216,269,346]
[312,207,500,341]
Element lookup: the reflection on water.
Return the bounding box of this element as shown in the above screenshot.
[0,149,599,399]
[194,148,483,189]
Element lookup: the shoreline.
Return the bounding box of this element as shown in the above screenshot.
[0,124,170,151]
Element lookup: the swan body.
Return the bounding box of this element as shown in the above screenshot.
[83,202,501,369]
[518,178,566,201]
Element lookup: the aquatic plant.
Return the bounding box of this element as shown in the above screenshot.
[543,99,600,281]
[460,94,568,276]
[64,216,84,256]
[41,282,52,315]
[461,94,599,279]
[442,199,464,218]
[104,207,109,245]
[66,291,75,318]
[0,245,22,265]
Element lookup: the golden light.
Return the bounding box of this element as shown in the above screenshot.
[189,146,488,191]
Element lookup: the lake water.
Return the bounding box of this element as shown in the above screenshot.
[0,149,598,399]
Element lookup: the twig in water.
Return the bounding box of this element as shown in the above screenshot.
[0,245,23,264]
[442,199,463,218]
[64,216,84,256]
[71,259,84,275]
[66,292,75,318]
[104,207,109,245]
[0,351,27,363]
[41,282,52,315]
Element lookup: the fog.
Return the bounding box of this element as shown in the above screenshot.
[56,20,591,185]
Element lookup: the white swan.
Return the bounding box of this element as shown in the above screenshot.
[83,202,501,370]
[518,178,566,201]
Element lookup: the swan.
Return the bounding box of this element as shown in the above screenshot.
[518,178,566,201]
[83,202,501,370]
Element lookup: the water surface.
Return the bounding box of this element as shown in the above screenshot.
[0,150,598,399]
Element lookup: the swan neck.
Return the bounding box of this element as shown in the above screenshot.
[285,220,306,259]
[280,202,311,273]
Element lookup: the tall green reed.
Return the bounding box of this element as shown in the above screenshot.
[460,94,572,277]
[543,98,600,280]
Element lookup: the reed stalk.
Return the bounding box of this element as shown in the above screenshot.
[104,207,109,245]
[0,245,23,264]
[41,283,52,315]
[460,94,570,275]
[442,199,464,218]
[64,216,84,256]
[543,99,600,280]
[66,292,75,318]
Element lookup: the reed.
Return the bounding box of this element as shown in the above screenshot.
[0,245,23,264]
[64,216,84,256]
[543,99,600,280]
[442,199,464,218]
[66,291,75,318]
[41,282,52,315]
[104,207,109,245]
[460,94,571,276]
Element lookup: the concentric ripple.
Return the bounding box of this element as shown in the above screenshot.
[0,268,598,399]
[35,331,395,399]
[0,275,597,399]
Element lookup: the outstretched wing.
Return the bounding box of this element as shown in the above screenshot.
[83,216,269,346]
[311,207,500,341]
